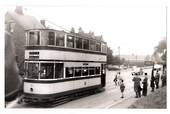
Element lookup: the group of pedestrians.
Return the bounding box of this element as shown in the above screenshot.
[114,72,125,98]
[150,69,166,92]
[132,69,166,98]
[132,73,148,98]
[114,68,166,99]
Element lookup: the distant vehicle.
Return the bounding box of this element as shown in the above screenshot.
[131,67,143,76]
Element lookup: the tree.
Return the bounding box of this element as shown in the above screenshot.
[78,27,84,34]
[70,27,75,33]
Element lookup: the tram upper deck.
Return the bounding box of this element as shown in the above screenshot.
[25,29,107,62]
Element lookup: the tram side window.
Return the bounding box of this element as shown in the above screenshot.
[96,42,101,52]
[76,37,82,49]
[28,32,40,46]
[67,36,74,48]
[83,39,89,50]
[56,33,64,46]
[40,63,54,79]
[27,63,39,79]
[89,67,95,75]
[48,32,55,45]
[74,67,82,77]
[96,67,100,74]
[90,40,95,51]
[66,67,74,78]
[82,67,88,76]
[55,63,63,78]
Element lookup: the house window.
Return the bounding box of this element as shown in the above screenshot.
[96,67,100,74]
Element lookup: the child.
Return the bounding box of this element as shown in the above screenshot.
[120,80,125,98]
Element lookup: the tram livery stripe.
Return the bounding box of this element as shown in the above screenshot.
[24,59,106,63]
[25,46,107,55]
[24,75,101,83]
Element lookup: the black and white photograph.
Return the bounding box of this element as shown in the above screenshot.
[2,0,168,111]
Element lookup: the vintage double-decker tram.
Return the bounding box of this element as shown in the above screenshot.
[23,28,107,104]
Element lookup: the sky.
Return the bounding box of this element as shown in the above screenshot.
[4,0,167,56]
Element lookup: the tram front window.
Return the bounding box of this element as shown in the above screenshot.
[27,63,39,79]
[40,63,54,79]
[48,32,55,45]
[28,31,40,46]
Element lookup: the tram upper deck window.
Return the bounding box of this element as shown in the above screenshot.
[27,63,39,79]
[66,67,74,78]
[48,32,55,45]
[67,36,74,48]
[76,37,82,49]
[83,39,89,50]
[74,67,82,77]
[90,40,95,51]
[40,63,54,79]
[28,31,40,45]
[56,33,64,46]
[96,42,101,52]
[82,67,88,76]
[102,44,107,53]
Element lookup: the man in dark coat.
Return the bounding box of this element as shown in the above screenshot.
[155,70,160,89]
[132,73,142,98]
[161,71,166,87]
[142,73,148,96]
[150,69,155,92]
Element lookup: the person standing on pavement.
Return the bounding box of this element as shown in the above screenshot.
[113,73,118,86]
[155,70,160,89]
[120,79,125,98]
[150,69,155,92]
[117,72,121,85]
[142,73,148,96]
[161,71,166,87]
[132,73,142,98]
